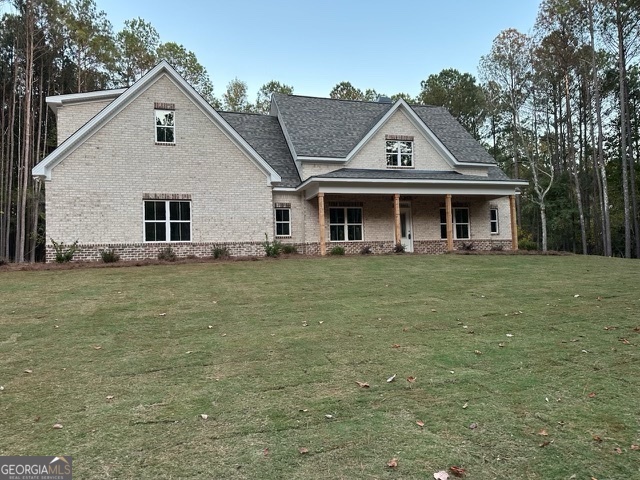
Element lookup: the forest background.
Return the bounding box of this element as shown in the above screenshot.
[1,0,639,262]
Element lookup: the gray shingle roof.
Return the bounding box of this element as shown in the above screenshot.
[411,106,495,164]
[312,168,514,182]
[272,94,497,165]
[272,94,390,158]
[219,112,300,188]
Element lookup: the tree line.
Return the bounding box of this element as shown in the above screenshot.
[1,0,639,261]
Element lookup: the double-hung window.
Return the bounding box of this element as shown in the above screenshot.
[329,207,363,241]
[386,140,413,167]
[144,200,191,242]
[440,208,470,240]
[275,208,291,237]
[155,109,175,144]
[490,208,499,234]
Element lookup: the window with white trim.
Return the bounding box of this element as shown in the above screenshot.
[490,208,499,234]
[440,207,470,240]
[155,109,175,143]
[275,208,291,237]
[386,140,413,167]
[330,207,363,241]
[144,200,191,242]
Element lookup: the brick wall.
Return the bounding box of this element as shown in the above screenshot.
[56,99,114,144]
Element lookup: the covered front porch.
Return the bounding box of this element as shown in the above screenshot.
[297,170,527,255]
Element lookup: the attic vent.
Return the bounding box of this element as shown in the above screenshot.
[385,134,414,142]
[154,102,175,110]
[377,96,392,104]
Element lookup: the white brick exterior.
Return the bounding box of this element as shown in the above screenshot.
[38,65,519,261]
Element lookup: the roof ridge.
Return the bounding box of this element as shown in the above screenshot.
[273,93,387,105]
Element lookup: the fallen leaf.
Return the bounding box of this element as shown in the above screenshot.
[614,447,622,454]
[208,325,213,329]
[474,350,482,355]
[416,420,425,427]
[221,334,227,337]
[592,435,602,442]
[588,392,596,398]
[603,326,616,330]
[434,470,450,480]
[386,374,396,383]
[574,294,580,298]
[539,441,551,447]
[449,465,466,477]
[54,325,59,328]
[392,344,401,348]
[355,381,370,388]
[469,422,478,430]
[498,343,505,347]
[538,429,549,436]
[630,444,639,450]
[597,296,602,301]
[0,386,4,391]
[299,408,308,412]
[200,414,208,420]
[431,309,437,312]
[52,423,63,429]
[619,338,631,345]
[506,334,514,337]
[34,416,40,422]
[24,369,33,374]
[318,321,323,324]
[263,448,269,456]
[159,313,166,316]
[93,345,102,350]
[387,457,398,468]
[324,414,333,419]
[406,376,416,383]
[106,395,114,400]
[298,447,309,454]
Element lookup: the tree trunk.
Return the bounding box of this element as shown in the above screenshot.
[616,0,632,258]
[564,74,588,254]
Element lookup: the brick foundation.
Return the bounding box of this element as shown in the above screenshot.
[45,239,514,262]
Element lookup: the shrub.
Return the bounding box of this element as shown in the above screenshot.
[0,258,7,266]
[100,248,120,263]
[212,245,230,259]
[330,246,345,256]
[281,244,298,254]
[490,244,504,251]
[360,245,373,255]
[518,231,538,251]
[51,238,78,263]
[157,246,177,261]
[263,233,283,257]
[458,242,475,251]
[393,243,405,254]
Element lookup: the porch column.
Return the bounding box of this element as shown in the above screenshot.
[393,194,401,245]
[510,195,518,251]
[445,194,453,252]
[318,192,326,256]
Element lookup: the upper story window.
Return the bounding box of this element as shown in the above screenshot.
[155,103,175,144]
[385,135,414,168]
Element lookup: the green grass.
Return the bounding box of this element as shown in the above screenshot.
[0,255,639,479]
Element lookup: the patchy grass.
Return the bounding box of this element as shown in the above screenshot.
[0,255,639,479]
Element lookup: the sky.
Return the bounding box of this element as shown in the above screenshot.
[53,1,544,99]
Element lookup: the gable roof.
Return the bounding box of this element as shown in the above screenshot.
[33,61,282,184]
[220,112,300,188]
[272,94,496,165]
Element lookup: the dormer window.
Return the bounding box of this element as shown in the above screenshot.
[155,103,175,144]
[385,135,413,168]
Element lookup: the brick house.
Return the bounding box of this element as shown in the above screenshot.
[32,62,527,261]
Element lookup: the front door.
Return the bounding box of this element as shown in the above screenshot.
[400,204,413,252]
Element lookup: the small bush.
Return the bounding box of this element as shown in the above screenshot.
[360,245,373,255]
[518,231,538,251]
[0,258,7,266]
[393,243,405,254]
[157,246,177,261]
[212,245,230,259]
[51,238,78,263]
[263,233,283,257]
[281,244,298,254]
[490,244,504,251]
[330,246,345,256]
[458,242,475,251]
[100,248,120,263]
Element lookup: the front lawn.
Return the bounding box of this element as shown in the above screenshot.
[0,255,638,479]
